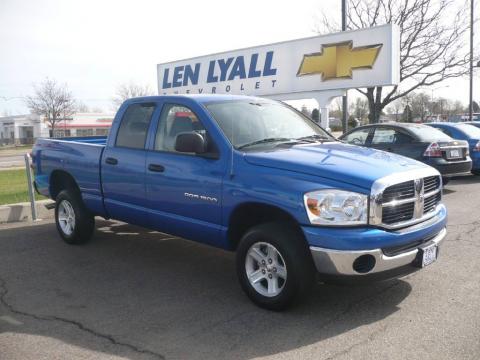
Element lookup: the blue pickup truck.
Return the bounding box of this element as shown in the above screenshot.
[32,95,447,310]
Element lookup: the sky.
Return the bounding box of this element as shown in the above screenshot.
[0,0,478,115]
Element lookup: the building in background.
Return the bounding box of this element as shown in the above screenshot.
[0,114,47,145]
[0,112,114,146]
[50,112,114,138]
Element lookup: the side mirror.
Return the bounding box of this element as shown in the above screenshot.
[175,132,206,154]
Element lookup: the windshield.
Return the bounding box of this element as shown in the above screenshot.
[205,100,333,149]
[456,123,480,138]
[409,125,452,142]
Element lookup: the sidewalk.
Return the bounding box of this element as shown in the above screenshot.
[0,200,54,223]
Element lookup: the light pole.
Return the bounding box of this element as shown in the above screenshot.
[469,0,474,121]
[341,0,348,134]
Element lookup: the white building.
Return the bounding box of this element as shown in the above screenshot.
[0,112,114,145]
[0,114,47,145]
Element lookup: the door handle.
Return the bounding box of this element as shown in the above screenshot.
[148,163,165,172]
[105,157,118,165]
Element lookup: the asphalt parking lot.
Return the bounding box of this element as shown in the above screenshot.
[0,176,479,360]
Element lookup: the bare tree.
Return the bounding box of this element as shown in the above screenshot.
[25,78,76,137]
[112,82,154,109]
[76,101,90,112]
[386,98,403,121]
[317,0,473,123]
[349,97,369,123]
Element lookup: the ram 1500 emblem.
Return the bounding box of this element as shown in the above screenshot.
[184,192,218,203]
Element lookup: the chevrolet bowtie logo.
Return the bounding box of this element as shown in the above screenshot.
[297,41,382,80]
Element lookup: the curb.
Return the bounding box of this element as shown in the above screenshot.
[0,200,55,224]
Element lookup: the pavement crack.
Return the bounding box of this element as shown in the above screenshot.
[0,276,165,360]
[323,324,388,360]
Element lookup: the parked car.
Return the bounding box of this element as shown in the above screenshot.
[464,121,480,130]
[340,123,472,184]
[426,122,480,175]
[32,95,447,310]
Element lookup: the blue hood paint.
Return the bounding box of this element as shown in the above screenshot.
[244,142,426,190]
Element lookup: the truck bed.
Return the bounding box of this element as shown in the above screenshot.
[32,136,107,216]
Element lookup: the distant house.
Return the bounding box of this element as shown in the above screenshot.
[0,112,114,146]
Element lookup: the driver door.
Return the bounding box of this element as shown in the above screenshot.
[145,100,226,246]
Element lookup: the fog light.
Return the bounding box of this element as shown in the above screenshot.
[352,255,376,274]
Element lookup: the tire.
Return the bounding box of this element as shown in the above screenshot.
[472,170,480,176]
[442,177,450,186]
[236,222,315,311]
[55,190,95,245]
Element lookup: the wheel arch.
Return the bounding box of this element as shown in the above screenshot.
[227,202,305,251]
[49,170,81,200]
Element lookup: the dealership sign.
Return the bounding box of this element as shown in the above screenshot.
[157,24,399,97]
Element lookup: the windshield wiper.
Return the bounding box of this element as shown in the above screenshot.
[296,134,333,142]
[237,137,293,150]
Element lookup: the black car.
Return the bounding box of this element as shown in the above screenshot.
[339,123,472,182]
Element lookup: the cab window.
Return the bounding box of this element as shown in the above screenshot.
[116,103,155,149]
[154,104,215,154]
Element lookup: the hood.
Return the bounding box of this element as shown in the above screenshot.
[244,142,427,190]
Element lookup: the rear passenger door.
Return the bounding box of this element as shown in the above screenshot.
[102,102,158,226]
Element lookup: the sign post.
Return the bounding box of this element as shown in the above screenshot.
[157,24,400,129]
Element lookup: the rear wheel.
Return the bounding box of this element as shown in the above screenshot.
[236,222,315,311]
[55,190,94,245]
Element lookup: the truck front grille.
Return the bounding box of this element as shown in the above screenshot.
[373,173,442,229]
[382,180,415,202]
[382,202,414,224]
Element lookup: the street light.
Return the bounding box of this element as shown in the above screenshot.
[341,0,348,134]
[469,0,475,121]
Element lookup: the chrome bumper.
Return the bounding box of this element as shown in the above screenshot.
[309,227,447,276]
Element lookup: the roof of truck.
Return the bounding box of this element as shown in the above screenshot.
[124,94,274,104]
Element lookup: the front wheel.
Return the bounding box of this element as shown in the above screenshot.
[55,190,94,245]
[472,170,480,176]
[236,222,315,311]
[442,177,450,186]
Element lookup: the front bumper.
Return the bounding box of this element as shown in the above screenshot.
[309,227,446,277]
[302,204,447,280]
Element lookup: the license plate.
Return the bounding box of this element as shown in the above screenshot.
[449,149,461,158]
[421,244,437,267]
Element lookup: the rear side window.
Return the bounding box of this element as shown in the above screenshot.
[372,128,396,144]
[116,103,155,149]
[343,128,371,145]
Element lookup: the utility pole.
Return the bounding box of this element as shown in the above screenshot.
[469,0,474,121]
[341,0,348,133]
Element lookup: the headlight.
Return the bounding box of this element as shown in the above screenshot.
[304,189,368,226]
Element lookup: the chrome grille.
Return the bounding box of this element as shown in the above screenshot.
[382,180,415,203]
[424,176,440,193]
[382,202,414,224]
[424,192,441,214]
[370,170,443,229]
